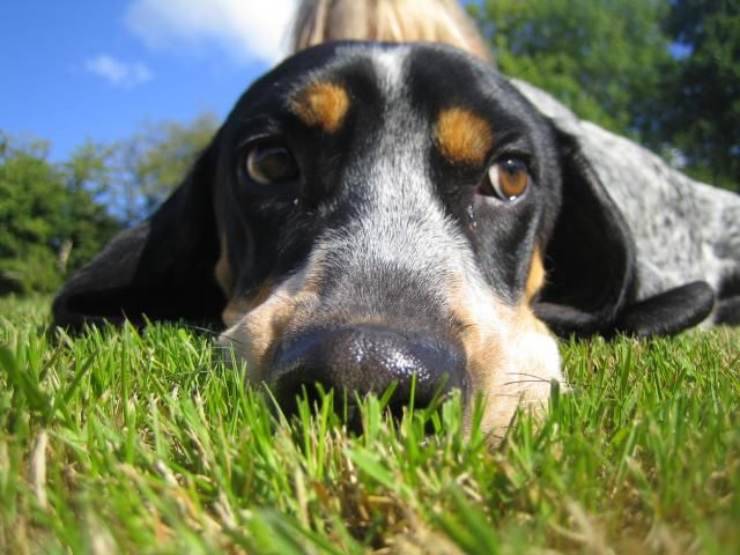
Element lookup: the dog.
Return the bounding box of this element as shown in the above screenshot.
[52,42,740,433]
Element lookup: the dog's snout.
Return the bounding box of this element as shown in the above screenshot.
[272,325,467,410]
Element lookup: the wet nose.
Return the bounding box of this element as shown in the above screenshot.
[271,325,467,411]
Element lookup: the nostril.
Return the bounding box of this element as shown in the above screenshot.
[271,325,467,413]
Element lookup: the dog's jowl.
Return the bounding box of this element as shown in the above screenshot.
[53,43,730,435]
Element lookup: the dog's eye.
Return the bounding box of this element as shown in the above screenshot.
[479,158,530,201]
[246,144,299,185]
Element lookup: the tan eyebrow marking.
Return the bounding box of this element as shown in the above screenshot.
[435,107,494,165]
[290,82,350,133]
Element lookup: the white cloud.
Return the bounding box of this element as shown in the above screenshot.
[125,0,297,65]
[85,54,153,87]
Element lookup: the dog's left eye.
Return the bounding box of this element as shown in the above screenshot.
[245,144,299,185]
[479,158,530,202]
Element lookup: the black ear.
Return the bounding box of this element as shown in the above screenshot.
[533,129,716,337]
[614,281,715,337]
[534,128,636,337]
[52,142,226,330]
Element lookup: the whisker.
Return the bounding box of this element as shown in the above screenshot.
[506,372,568,385]
[502,379,557,386]
[504,374,552,382]
[217,334,251,348]
[179,324,221,336]
[456,320,479,332]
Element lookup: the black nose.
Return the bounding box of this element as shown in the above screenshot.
[271,325,467,412]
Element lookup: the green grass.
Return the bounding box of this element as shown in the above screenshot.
[0,295,738,554]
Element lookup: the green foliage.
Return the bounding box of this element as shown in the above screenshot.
[113,113,218,222]
[59,115,218,226]
[658,0,739,190]
[0,136,120,295]
[0,142,69,294]
[59,144,122,274]
[0,296,738,552]
[470,0,738,191]
[0,113,216,296]
[471,0,672,137]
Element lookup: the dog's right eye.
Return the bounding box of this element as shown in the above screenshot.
[478,158,530,202]
[245,144,299,185]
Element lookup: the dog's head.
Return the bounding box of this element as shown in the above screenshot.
[53,43,713,431]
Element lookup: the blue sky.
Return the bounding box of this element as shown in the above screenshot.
[1,0,297,162]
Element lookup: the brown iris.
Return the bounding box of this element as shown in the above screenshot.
[479,158,530,201]
[246,144,299,185]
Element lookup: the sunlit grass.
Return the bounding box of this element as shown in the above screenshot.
[0,295,738,553]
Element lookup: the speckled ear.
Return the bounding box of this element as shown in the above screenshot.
[52,142,226,331]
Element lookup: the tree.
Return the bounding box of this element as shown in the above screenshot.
[60,144,122,274]
[0,134,120,295]
[0,113,218,295]
[113,113,219,223]
[59,115,218,227]
[470,0,673,138]
[658,0,739,190]
[0,137,65,294]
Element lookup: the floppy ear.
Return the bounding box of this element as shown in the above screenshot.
[614,281,715,337]
[534,128,635,337]
[52,141,226,330]
[534,129,715,337]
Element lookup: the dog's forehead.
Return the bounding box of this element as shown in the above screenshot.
[283,45,419,141]
[305,43,410,98]
[276,43,412,95]
[238,42,532,128]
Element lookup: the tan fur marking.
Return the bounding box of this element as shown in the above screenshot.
[214,234,234,297]
[525,248,546,302]
[435,107,493,165]
[218,261,324,381]
[239,292,302,373]
[221,284,273,328]
[291,82,350,133]
[449,279,562,441]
